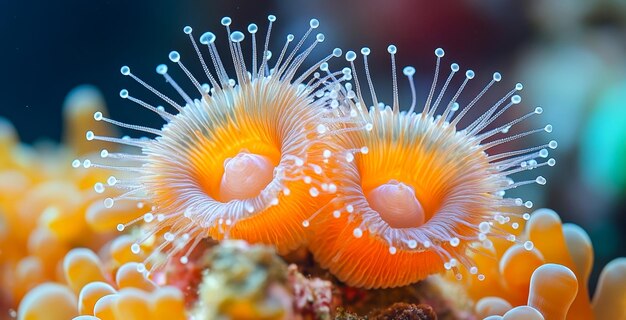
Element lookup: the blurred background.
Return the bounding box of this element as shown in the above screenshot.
[1,0,625,292]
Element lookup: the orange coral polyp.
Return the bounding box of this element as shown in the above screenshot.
[311,109,498,288]
[309,47,554,289]
[147,79,338,255]
[83,16,354,264]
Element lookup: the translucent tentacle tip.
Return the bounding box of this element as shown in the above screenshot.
[221,17,232,26]
[230,31,245,43]
[94,183,105,194]
[119,89,129,98]
[247,24,258,34]
[268,15,276,22]
[345,51,357,62]
[120,66,130,75]
[466,70,475,79]
[387,45,397,54]
[183,26,192,34]
[435,48,445,57]
[200,32,216,45]
[403,66,416,77]
[310,19,319,28]
[105,198,115,209]
[361,47,371,56]
[536,176,547,185]
[169,51,180,63]
[156,64,168,75]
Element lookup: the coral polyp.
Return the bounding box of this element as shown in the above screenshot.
[80,16,358,267]
[309,46,556,288]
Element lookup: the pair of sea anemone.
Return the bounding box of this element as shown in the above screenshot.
[80,15,555,291]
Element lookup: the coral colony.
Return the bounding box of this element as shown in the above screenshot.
[1,15,624,320]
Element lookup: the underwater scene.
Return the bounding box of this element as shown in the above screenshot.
[1,0,625,319]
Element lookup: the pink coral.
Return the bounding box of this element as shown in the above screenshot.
[289,264,333,319]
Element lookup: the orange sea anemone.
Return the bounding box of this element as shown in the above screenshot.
[18,248,186,320]
[308,47,556,289]
[473,208,626,320]
[0,86,144,312]
[79,16,360,269]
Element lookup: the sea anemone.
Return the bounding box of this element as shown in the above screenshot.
[308,46,556,289]
[472,208,626,320]
[0,86,143,311]
[80,16,359,270]
[17,248,186,320]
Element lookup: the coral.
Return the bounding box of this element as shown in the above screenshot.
[334,303,438,320]
[474,297,512,318]
[192,240,293,320]
[333,277,463,320]
[592,257,626,319]
[17,247,186,320]
[0,86,142,312]
[483,306,545,320]
[289,264,333,320]
[368,302,437,320]
[527,264,578,319]
[6,14,625,320]
[469,208,626,319]
[334,308,360,320]
[17,283,79,320]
